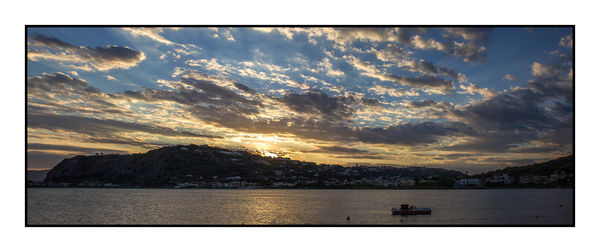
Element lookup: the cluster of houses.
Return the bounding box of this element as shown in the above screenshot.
[455,172,573,188]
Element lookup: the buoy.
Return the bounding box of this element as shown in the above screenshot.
[400,219,404,222]
[347,216,351,221]
[560,204,563,207]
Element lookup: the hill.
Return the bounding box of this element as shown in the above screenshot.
[474,155,574,187]
[42,144,464,188]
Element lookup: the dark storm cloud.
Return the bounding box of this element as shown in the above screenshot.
[28,34,146,71]
[27,113,220,139]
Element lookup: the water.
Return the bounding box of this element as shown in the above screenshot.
[27,188,573,225]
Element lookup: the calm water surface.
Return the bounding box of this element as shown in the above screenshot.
[27,188,573,225]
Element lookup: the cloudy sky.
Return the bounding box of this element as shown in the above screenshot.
[26,27,573,172]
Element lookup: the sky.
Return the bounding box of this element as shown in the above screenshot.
[26,27,574,173]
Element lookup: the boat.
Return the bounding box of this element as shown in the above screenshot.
[392,204,432,215]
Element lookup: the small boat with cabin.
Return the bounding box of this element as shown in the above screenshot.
[392,204,432,215]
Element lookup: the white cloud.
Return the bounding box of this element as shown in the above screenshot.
[318,58,344,77]
[222,29,236,42]
[531,62,554,77]
[374,44,411,62]
[458,83,496,98]
[411,35,447,51]
[122,27,176,45]
[105,75,118,82]
[559,35,573,48]
[503,74,516,81]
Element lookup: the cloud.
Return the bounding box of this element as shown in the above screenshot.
[28,143,129,155]
[252,27,295,40]
[278,90,358,121]
[309,146,369,154]
[407,99,453,110]
[105,75,118,82]
[345,55,454,94]
[27,72,131,116]
[447,84,571,153]
[531,62,555,77]
[327,27,398,44]
[374,44,412,62]
[443,28,491,43]
[503,74,516,81]
[458,83,496,98]
[396,59,461,80]
[253,27,487,62]
[411,35,447,51]
[387,75,455,94]
[411,35,487,63]
[122,27,177,45]
[559,35,573,48]
[28,72,90,95]
[28,113,219,139]
[368,85,419,97]
[318,58,345,77]
[222,29,236,41]
[449,41,487,63]
[28,34,146,71]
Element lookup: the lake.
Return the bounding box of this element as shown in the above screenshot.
[26,188,573,225]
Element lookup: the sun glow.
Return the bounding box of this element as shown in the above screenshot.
[260,150,278,158]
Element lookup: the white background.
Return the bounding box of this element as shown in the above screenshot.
[1,1,596,251]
